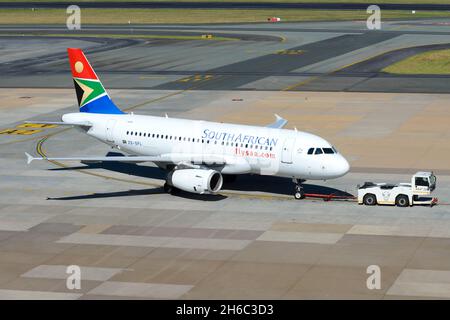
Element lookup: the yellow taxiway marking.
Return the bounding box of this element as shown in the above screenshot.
[17,123,58,129]
[276,49,304,55]
[177,74,213,83]
[0,128,42,135]
[282,76,319,92]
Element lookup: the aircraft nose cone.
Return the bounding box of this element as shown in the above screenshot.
[340,156,350,176]
[327,155,350,178]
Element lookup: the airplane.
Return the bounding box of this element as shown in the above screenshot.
[25,48,350,199]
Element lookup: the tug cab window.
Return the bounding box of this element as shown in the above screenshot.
[415,177,429,187]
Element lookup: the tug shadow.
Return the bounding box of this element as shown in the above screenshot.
[48,152,353,200]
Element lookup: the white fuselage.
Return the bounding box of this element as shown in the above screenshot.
[62,112,350,180]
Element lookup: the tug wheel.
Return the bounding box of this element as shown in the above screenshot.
[396,195,410,207]
[363,194,377,206]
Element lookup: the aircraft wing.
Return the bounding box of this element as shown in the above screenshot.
[266,114,287,129]
[25,152,228,166]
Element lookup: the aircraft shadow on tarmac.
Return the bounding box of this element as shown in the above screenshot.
[48,152,353,201]
[46,187,227,202]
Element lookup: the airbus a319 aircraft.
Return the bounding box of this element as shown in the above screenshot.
[25,48,350,199]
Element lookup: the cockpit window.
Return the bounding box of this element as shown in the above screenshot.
[315,148,323,155]
[323,148,334,154]
[307,148,314,155]
[332,146,338,154]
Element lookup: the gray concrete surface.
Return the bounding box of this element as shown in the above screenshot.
[1,87,450,299]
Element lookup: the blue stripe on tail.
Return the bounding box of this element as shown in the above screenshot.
[79,95,125,114]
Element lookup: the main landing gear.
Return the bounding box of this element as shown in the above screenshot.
[163,182,180,195]
[293,178,305,200]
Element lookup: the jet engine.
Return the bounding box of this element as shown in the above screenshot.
[167,169,223,194]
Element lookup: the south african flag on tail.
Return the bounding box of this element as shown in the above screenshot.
[67,48,124,114]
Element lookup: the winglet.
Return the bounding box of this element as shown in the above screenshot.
[267,114,288,129]
[25,152,35,165]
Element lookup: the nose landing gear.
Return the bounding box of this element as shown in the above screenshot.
[293,178,305,200]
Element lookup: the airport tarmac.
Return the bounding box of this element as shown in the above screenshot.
[2,19,450,93]
[1,87,450,299]
[1,19,450,299]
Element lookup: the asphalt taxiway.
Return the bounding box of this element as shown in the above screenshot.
[1,19,450,299]
[2,19,450,92]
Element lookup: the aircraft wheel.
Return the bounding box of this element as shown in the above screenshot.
[294,189,305,200]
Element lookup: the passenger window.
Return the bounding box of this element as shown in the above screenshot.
[315,148,323,155]
[152,134,155,138]
[307,148,314,154]
[323,148,334,154]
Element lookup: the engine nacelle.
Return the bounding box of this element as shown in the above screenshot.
[167,169,223,194]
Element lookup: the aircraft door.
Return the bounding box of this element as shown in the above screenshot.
[281,137,295,164]
[106,119,116,142]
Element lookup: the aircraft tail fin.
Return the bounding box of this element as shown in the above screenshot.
[67,48,124,114]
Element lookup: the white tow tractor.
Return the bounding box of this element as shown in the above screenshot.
[358,172,437,207]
